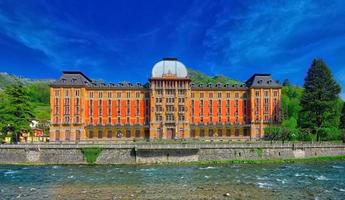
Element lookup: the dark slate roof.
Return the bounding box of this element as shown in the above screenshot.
[245,74,281,88]
[51,71,92,87]
[51,71,149,89]
[190,82,248,90]
[89,81,149,89]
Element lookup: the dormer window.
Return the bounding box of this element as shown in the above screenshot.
[62,78,66,83]
[72,78,77,83]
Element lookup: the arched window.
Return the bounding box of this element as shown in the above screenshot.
[65,130,71,141]
[89,131,94,138]
[76,130,81,141]
[107,130,112,138]
[55,130,60,141]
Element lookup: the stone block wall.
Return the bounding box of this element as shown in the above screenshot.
[0,144,344,165]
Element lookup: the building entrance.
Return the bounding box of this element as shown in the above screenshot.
[167,128,175,139]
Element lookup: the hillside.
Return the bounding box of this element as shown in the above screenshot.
[0,72,51,121]
[187,68,240,84]
[0,72,52,89]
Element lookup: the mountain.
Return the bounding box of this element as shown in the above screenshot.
[0,72,52,90]
[187,68,241,85]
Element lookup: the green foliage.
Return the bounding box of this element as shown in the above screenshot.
[281,85,303,120]
[299,59,341,141]
[0,72,51,121]
[187,68,240,84]
[0,83,34,141]
[81,148,103,164]
[340,102,345,129]
[27,82,50,104]
[256,148,263,157]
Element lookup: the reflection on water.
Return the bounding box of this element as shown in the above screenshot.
[0,161,345,199]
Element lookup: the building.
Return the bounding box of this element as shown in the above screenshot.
[50,58,281,141]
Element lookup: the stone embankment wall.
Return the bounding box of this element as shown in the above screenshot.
[0,143,344,164]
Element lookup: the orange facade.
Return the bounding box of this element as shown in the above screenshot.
[50,59,281,141]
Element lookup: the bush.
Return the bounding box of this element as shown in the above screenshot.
[81,147,103,164]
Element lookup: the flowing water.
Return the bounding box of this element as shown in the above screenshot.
[1,161,345,199]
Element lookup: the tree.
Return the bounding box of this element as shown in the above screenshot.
[0,83,34,143]
[282,79,290,87]
[299,59,341,141]
[340,102,345,142]
[340,102,345,129]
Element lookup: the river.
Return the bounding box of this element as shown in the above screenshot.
[1,161,345,199]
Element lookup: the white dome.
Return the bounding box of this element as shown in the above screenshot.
[151,58,188,78]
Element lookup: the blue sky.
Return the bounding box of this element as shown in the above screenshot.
[0,0,345,98]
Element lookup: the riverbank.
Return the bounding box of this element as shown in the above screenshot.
[0,143,344,165]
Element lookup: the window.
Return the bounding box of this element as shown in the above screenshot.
[76,130,81,141]
[98,130,102,139]
[64,90,69,97]
[65,130,71,141]
[75,90,80,97]
[55,130,60,141]
[155,114,162,122]
[126,130,131,138]
[117,99,121,115]
[209,100,213,115]
[218,92,222,98]
[235,129,239,136]
[208,129,214,137]
[243,128,249,137]
[54,90,60,97]
[89,131,94,138]
[191,129,195,138]
[226,129,231,137]
[89,100,93,116]
[135,130,140,138]
[117,131,122,138]
[98,100,102,116]
[217,129,222,137]
[136,100,140,116]
[274,91,278,97]
[200,129,205,137]
[107,130,112,138]
[126,100,130,116]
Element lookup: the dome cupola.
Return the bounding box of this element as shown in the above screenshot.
[151,58,188,78]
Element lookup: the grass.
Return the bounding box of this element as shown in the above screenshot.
[256,148,263,157]
[184,155,345,166]
[81,147,103,164]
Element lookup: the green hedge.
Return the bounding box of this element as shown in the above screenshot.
[81,147,103,164]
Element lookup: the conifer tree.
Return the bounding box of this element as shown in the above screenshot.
[0,83,34,142]
[299,59,341,141]
[340,103,345,142]
[282,79,290,87]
